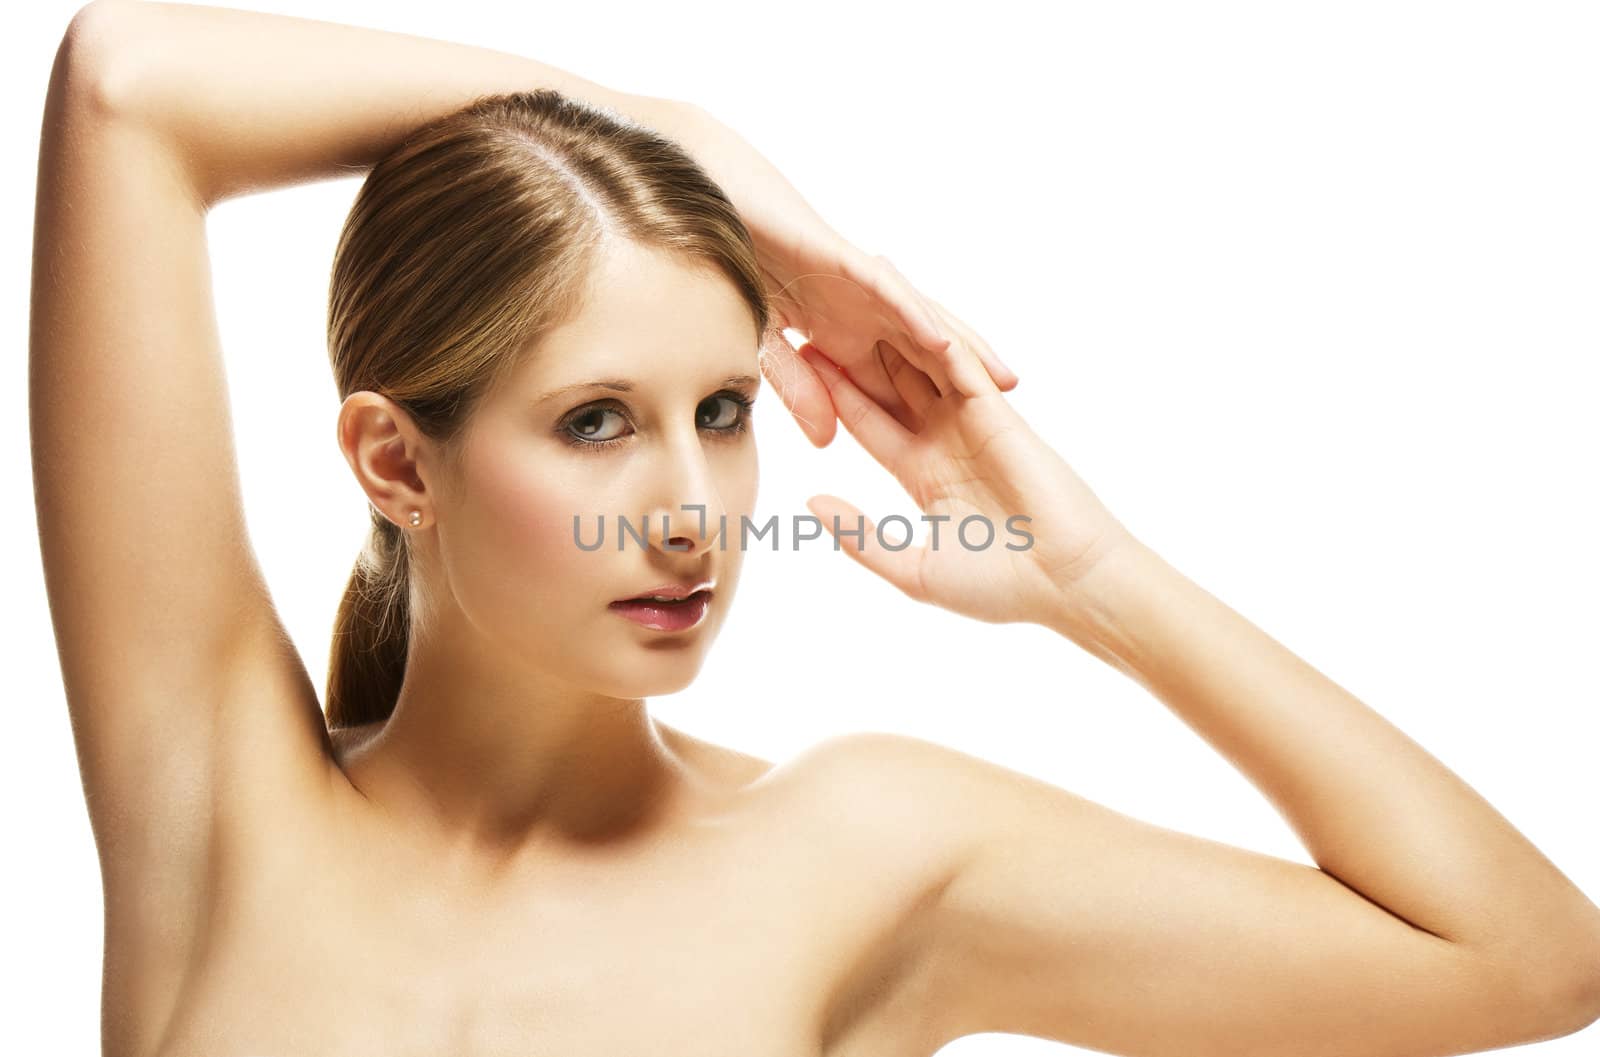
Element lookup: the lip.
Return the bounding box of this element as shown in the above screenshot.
[608,589,714,632]
[612,579,715,603]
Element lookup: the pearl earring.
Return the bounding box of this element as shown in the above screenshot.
[408,510,422,527]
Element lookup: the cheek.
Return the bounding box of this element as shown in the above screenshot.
[735,447,758,511]
[719,449,759,532]
[464,434,758,567]
[465,445,592,572]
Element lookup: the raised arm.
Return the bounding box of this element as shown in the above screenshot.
[63,0,1011,425]
[908,540,1600,1057]
[32,0,678,814]
[29,4,698,1047]
[789,309,1600,1057]
[72,0,688,210]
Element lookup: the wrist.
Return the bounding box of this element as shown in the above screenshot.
[1041,535,1166,678]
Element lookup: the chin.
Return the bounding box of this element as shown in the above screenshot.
[603,668,701,700]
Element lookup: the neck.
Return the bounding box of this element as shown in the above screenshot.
[339,633,693,869]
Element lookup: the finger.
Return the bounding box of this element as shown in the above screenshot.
[925,297,1019,395]
[938,329,993,400]
[808,338,926,436]
[876,321,956,400]
[878,339,940,422]
[918,302,996,400]
[865,340,930,434]
[873,253,951,356]
[824,247,957,398]
[805,493,926,601]
[797,344,914,469]
[838,248,951,358]
[906,340,957,401]
[871,254,1018,395]
[759,328,838,448]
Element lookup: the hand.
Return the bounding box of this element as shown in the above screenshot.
[656,102,1019,448]
[797,300,1138,628]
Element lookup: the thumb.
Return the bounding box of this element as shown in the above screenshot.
[805,494,924,600]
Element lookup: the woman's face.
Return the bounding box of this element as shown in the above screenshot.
[431,242,762,698]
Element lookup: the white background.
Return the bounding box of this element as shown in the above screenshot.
[6,1,1598,1053]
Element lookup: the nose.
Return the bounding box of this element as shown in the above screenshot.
[638,436,726,559]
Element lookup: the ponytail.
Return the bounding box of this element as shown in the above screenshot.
[326,508,411,729]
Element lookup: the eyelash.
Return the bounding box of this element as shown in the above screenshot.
[558,391,756,452]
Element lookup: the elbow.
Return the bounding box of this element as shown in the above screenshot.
[1479,916,1600,1046]
[55,0,148,120]
[1527,972,1600,1045]
[1566,952,1600,1032]
[1568,917,1600,1027]
[1522,935,1600,1042]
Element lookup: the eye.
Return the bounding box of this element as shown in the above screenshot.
[564,405,627,445]
[697,393,748,430]
[559,391,755,451]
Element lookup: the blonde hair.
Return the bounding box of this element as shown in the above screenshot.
[324,89,770,730]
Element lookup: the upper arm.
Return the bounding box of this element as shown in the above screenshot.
[859,735,1596,1057]
[31,0,335,921]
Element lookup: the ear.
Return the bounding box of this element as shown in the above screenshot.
[336,390,433,527]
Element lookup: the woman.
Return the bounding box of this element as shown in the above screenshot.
[28,1,1600,1056]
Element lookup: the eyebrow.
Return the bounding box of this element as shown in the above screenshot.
[536,373,760,405]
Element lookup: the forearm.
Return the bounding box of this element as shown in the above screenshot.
[1049,538,1600,982]
[71,0,692,209]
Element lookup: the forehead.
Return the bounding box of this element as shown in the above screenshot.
[518,243,761,400]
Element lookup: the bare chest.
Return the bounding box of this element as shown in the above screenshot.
[145,772,927,1057]
[158,892,821,1056]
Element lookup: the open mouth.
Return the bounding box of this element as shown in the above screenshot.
[608,590,714,631]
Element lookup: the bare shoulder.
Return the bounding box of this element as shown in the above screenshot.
[790,730,1002,849]
[775,731,1002,1057]
[780,730,1000,912]
[665,725,993,842]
